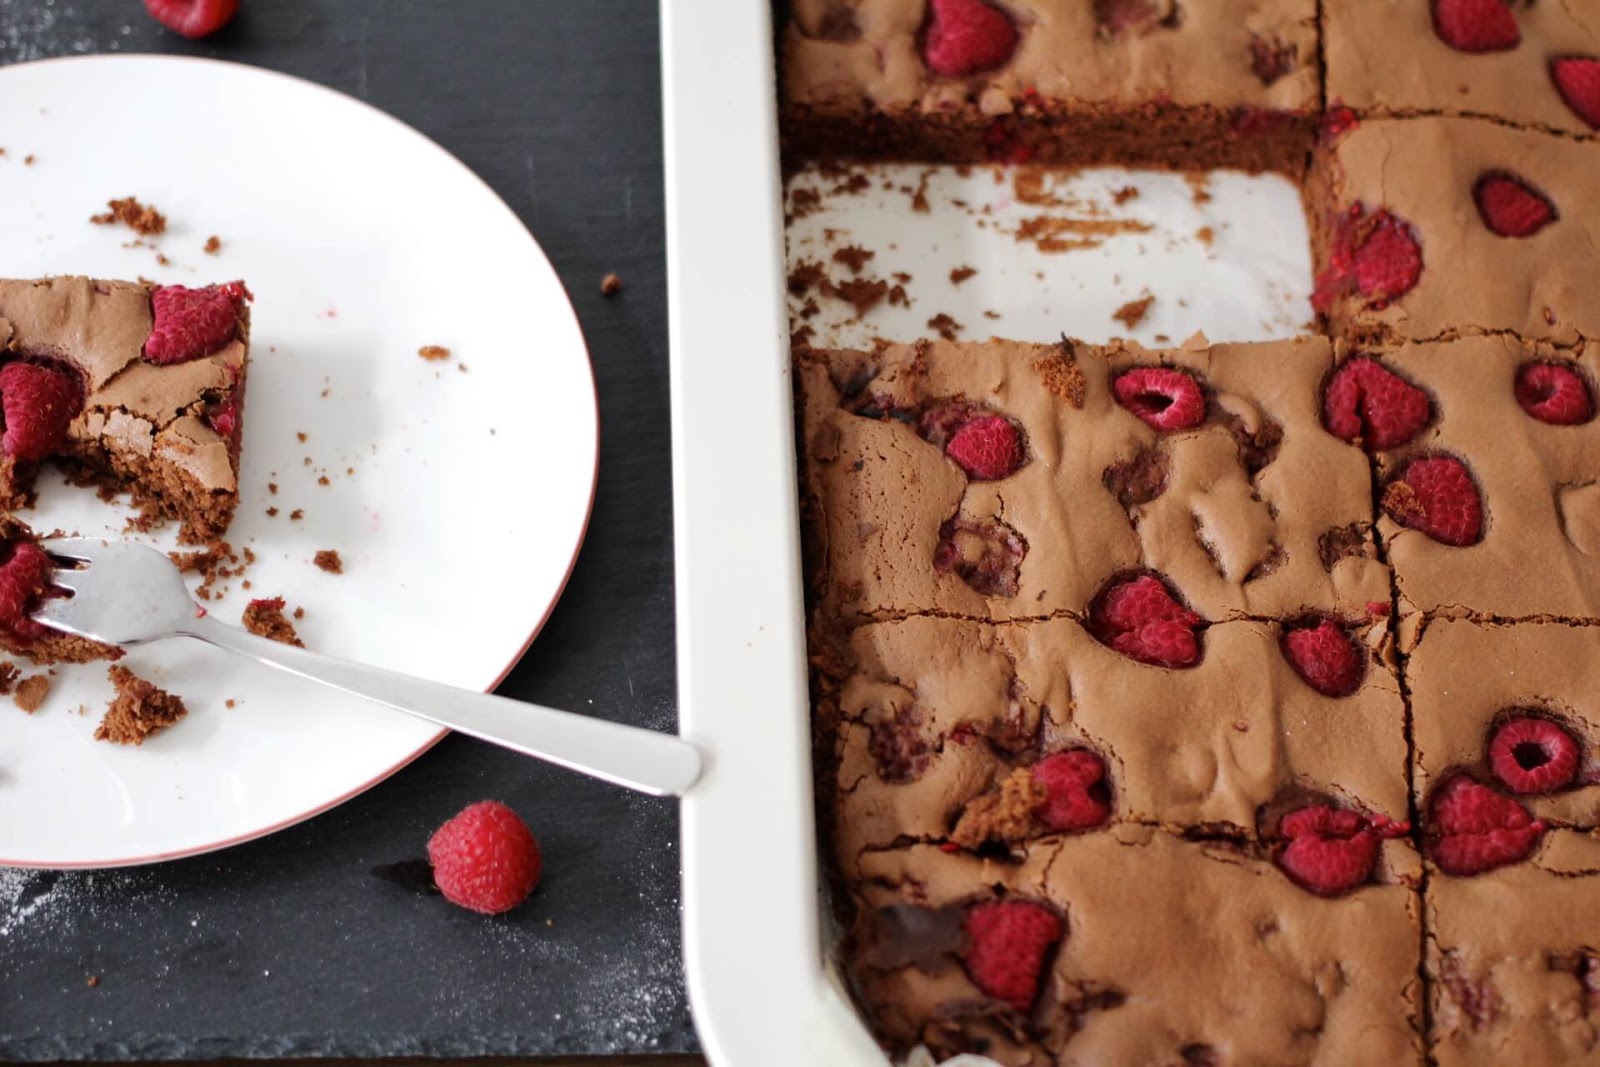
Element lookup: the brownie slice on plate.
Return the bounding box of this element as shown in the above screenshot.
[0,275,251,544]
[781,0,1321,174]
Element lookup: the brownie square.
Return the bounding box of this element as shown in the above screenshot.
[1366,336,1600,622]
[848,831,1422,1065]
[1427,829,1600,1067]
[799,335,1390,625]
[1407,619,1600,830]
[781,0,1321,174]
[818,613,1409,877]
[1309,117,1600,345]
[1324,0,1600,137]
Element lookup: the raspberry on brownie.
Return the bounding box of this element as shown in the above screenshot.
[0,276,251,544]
[1310,117,1600,345]
[817,613,1409,876]
[1425,828,1600,1067]
[849,831,1422,1063]
[781,0,1322,174]
[1323,0,1600,137]
[1365,337,1600,622]
[798,335,1390,625]
[1407,619,1600,831]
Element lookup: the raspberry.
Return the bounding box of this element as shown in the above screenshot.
[1113,367,1206,431]
[961,899,1062,1012]
[1321,357,1431,450]
[206,396,241,440]
[1383,455,1483,547]
[921,0,1018,78]
[1090,574,1203,669]
[0,539,55,642]
[1281,619,1365,697]
[1031,750,1112,832]
[1321,105,1360,143]
[1516,362,1594,425]
[426,800,543,915]
[1489,717,1581,795]
[1431,0,1520,53]
[142,0,239,38]
[1429,776,1545,876]
[0,361,84,462]
[144,282,250,365]
[1352,213,1423,305]
[1551,57,1600,130]
[1474,172,1556,238]
[1276,805,1404,897]
[944,414,1025,481]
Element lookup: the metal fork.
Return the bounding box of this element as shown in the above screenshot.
[32,538,703,797]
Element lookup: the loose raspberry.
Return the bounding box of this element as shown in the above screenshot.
[922,0,1018,78]
[961,899,1062,1012]
[1516,362,1594,425]
[1432,0,1520,53]
[1277,805,1404,896]
[1281,619,1365,698]
[1113,367,1206,431]
[0,539,56,642]
[1032,750,1112,832]
[1089,574,1203,669]
[144,282,250,365]
[1383,455,1484,547]
[1551,57,1600,130]
[0,361,84,462]
[944,415,1025,481]
[142,0,239,38]
[1429,776,1545,876]
[426,800,543,915]
[1474,172,1556,238]
[1489,717,1581,795]
[1321,357,1431,450]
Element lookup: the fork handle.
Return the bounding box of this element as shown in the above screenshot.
[181,613,703,797]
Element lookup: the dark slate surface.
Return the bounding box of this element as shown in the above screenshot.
[0,0,695,1059]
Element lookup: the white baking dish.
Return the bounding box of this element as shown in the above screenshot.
[663,3,1310,1063]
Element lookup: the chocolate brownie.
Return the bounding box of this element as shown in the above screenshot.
[818,613,1408,878]
[0,515,117,664]
[781,0,1321,174]
[1309,117,1600,345]
[799,335,1389,625]
[848,830,1422,1065]
[0,276,251,544]
[1361,336,1600,622]
[1324,0,1600,137]
[1426,829,1600,1067]
[1407,618,1600,831]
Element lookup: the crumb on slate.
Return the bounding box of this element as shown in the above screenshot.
[95,666,188,745]
[243,598,304,647]
[418,345,451,362]
[13,675,49,714]
[314,549,343,574]
[90,196,167,236]
[600,272,623,296]
[86,975,99,988]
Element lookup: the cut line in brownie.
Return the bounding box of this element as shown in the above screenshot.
[0,276,252,546]
[799,334,1390,626]
[781,0,1322,175]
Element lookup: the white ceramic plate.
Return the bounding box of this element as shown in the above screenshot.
[0,55,597,868]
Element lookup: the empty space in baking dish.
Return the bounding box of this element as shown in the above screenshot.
[786,163,1313,351]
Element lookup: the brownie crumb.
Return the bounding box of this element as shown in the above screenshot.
[86,975,99,988]
[314,549,344,574]
[90,196,167,236]
[831,277,891,318]
[266,507,279,517]
[832,246,875,274]
[290,509,304,521]
[950,768,1047,847]
[292,606,305,620]
[296,432,307,443]
[1032,344,1088,408]
[418,345,451,362]
[225,698,236,709]
[1113,294,1155,330]
[0,662,18,696]
[1195,226,1216,247]
[13,674,49,714]
[95,666,188,745]
[243,597,305,647]
[926,313,962,341]
[600,272,623,296]
[1112,185,1141,205]
[317,475,330,487]
[268,482,279,495]
[171,542,244,600]
[949,266,977,285]
[155,253,171,267]
[787,187,822,219]
[203,235,222,254]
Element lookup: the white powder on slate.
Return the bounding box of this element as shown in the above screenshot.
[0,0,105,64]
[0,866,74,938]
